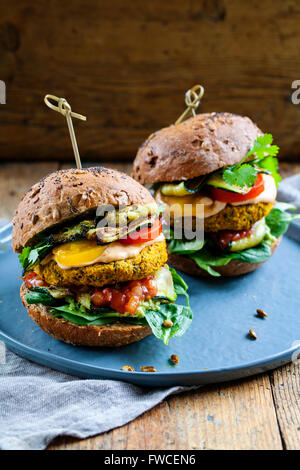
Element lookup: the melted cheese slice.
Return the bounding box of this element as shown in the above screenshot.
[53,233,165,269]
[155,190,226,219]
[230,174,277,206]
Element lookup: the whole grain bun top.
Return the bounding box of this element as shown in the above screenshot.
[133,112,263,184]
[12,167,154,252]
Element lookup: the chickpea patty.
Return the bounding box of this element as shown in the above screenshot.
[35,240,168,287]
[204,203,273,232]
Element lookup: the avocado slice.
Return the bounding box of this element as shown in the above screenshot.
[229,218,266,252]
[153,265,177,302]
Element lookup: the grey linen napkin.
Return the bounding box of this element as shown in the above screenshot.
[0,349,189,450]
[0,218,192,450]
[277,173,300,240]
[277,172,300,210]
[1,172,300,451]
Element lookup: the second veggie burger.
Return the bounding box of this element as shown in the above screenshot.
[12,167,193,346]
[133,112,298,277]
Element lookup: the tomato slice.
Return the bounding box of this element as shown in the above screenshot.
[211,173,264,203]
[119,219,162,245]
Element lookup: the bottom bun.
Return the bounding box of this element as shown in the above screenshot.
[168,237,281,278]
[20,283,152,347]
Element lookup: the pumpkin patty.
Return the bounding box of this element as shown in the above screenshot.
[35,240,168,287]
[204,202,273,232]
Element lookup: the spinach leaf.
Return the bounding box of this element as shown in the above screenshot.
[266,202,300,238]
[25,289,60,306]
[144,303,193,345]
[169,266,190,305]
[51,310,95,325]
[51,303,111,321]
[190,240,273,277]
[50,307,148,326]
[88,317,148,326]
[169,237,205,255]
[191,246,232,277]
[230,241,272,263]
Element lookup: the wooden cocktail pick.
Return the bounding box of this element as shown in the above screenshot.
[44,94,87,169]
[175,84,204,125]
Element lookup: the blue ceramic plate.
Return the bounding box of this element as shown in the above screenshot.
[0,222,299,387]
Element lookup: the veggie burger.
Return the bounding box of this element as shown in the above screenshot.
[12,167,193,346]
[133,112,298,277]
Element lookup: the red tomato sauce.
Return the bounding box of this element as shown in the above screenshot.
[23,271,48,288]
[210,228,252,250]
[91,277,158,315]
[23,272,158,316]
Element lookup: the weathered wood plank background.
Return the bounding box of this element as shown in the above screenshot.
[1,0,300,161]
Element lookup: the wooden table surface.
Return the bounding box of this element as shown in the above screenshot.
[1,160,300,450]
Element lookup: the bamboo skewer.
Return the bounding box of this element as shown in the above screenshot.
[44,94,86,169]
[175,84,204,125]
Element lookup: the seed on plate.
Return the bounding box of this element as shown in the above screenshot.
[121,365,135,372]
[140,366,157,372]
[163,319,173,328]
[248,329,257,340]
[256,308,268,318]
[170,354,179,365]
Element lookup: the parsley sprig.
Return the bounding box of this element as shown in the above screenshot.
[19,242,53,274]
[222,134,281,189]
[243,133,279,161]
